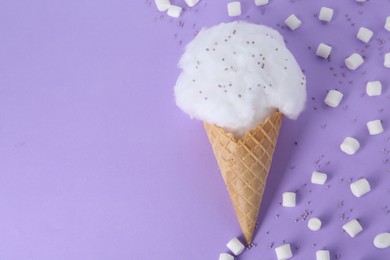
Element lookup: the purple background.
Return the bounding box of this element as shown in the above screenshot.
[1,0,390,259]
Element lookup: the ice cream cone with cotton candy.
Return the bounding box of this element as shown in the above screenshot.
[174,21,306,244]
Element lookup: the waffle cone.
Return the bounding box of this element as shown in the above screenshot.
[204,112,282,244]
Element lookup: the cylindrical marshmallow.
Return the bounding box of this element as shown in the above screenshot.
[308,217,322,231]
[385,53,390,68]
[226,237,245,256]
[316,250,330,260]
[318,7,334,22]
[184,0,199,7]
[275,244,293,260]
[373,232,390,249]
[167,5,182,18]
[343,219,363,238]
[285,14,302,30]
[345,53,364,70]
[340,137,360,155]
[324,89,343,107]
[255,0,269,6]
[367,119,384,135]
[219,253,234,260]
[316,43,332,59]
[227,2,241,17]
[350,178,371,197]
[154,0,171,11]
[386,17,390,32]
[282,192,296,207]
[366,81,382,96]
[357,27,374,43]
[311,171,328,185]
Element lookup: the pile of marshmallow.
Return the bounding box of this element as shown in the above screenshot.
[154,0,200,18]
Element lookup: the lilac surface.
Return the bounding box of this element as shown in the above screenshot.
[0,0,389,259]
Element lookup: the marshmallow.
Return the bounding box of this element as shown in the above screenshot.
[311,171,328,185]
[340,137,360,155]
[318,7,334,22]
[185,0,200,7]
[316,43,332,59]
[275,244,293,260]
[366,81,382,96]
[385,53,390,68]
[154,0,171,11]
[367,119,384,135]
[227,2,241,17]
[308,217,322,231]
[386,17,390,32]
[167,5,182,18]
[255,0,269,6]
[285,14,302,30]
[282,192,296,207]
[219,253,234,260]
[226,237,245,256]
[345,53,364,70]
[324,89,343,107]
[373,232,390,249]
[350,178,371,197]
[316,250,330,260]
[357,27,374,43]
[343,219,363,238]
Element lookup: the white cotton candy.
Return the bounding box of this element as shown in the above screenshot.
[275,244,293,260]
[318,7,334,22]
[227,2,241,17]
[367,119,384,135]
[343,219,363,238]
[282,192,296,207]
[175,22,306,138]
[316,250,330,260]
[340,137,360,155]
[350,178,371,197]
[285,14,302,30]
[373,233,390,249]
[219,253,234,260]
[366,81,382,96]
[226,237,245,256]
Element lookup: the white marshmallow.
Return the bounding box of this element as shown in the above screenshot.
[340,137,360,155]
[343,219,363,238]
[367,119,384,135]
[350,178,371,197]
[226,237,245,256]
[373,232,390,249]
[357,27,374,43]
[316,250,330,260]
[219,253,234,260]
[385,53,390,68]
[275,244,293,260]
[316,43,332,59]
[185,0,200,7]
[366,81,382,96]
[324,89,343,107]
[285,14,302,30]
[318,7,334,22]
[308,217,322,231]
[282,192,296,207]
[255,0,269,6]
[345,53,364,70]
[167,5,182,18]
[154,0,170,11]
[311,171,327,185]
[227,2,241,17]
[385,17,390,32]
